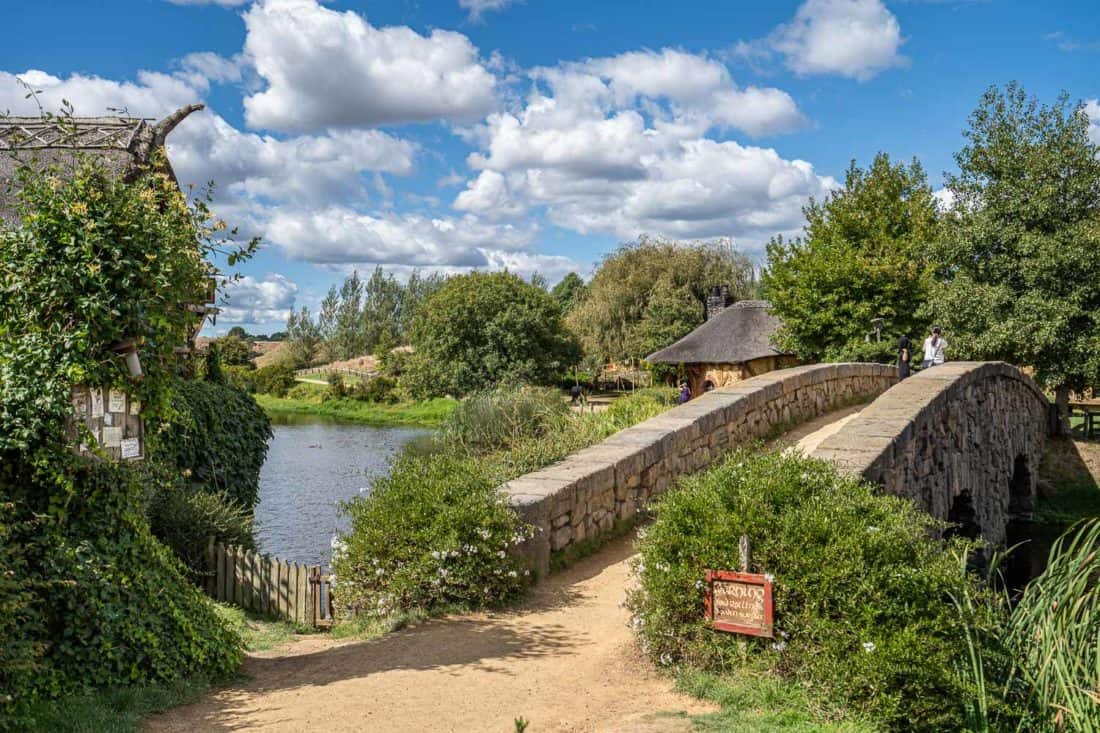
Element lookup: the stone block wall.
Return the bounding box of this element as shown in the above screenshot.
[506,363,899,578]
[811,362,1054,546]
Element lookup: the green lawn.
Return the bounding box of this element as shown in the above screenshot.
[255,393,458,427]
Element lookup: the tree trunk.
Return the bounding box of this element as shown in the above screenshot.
[1055,385,1071,436]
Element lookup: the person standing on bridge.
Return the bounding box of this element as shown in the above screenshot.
[679,381,692,404]
[921,326,947,369]
[897,334,912,379]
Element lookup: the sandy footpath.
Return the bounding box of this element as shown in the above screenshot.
[146,535,711,733]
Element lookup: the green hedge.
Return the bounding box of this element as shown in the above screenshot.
[147,380,272,508]
[628,449,1013,732]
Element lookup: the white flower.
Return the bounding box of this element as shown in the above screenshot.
[771,641,788,652]
[694,580,705,590]
[507,570,518,578]
[764,573,775,583]
[430,550,442,560]
[778,630,789,639]
[523,569,530,576]
[659,652,674,667]
[862,641,876,653]
[375,567,384,576]
[497,550,506,559]
[866,526,880,533]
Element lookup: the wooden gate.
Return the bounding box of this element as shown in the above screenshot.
[205,540,335,628]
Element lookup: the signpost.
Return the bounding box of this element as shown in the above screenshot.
[704,534,773,637]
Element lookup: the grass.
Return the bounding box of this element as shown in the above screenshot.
[255,393,458,427]
[27,603,309,732]
[674,669,876,732]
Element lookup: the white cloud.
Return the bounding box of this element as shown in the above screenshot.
[242,0,498,132]
[218,274,299,324]
[459,0,515,21]
[932,187,955,212]
[454,49,832,249]
[1,68,199,118]
[1085,99,1100,146]
[737,0,906,81]
[266,207,537,268]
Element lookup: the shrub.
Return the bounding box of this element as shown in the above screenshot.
[628,449,1007,731]
[350,375,398,403]
[222,365,257,392]
[146,474,255,580]
[325,371,348,400]
[604,387,677,429]
[253,363,297,397]
[333,451,533,619]
[441,387,570,454]
[147,379,272,508]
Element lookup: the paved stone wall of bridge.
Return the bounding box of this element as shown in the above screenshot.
[811,362,1055,546]
[508,363,898,578]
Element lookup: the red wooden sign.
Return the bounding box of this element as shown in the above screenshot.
[704,569,773,637]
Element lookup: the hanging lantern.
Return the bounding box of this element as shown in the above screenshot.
[111,338,143,380]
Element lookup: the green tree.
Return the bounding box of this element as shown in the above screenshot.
[635,277,703,359]
[215,334,253,366]
[226,325,249,340]
[550,272,586,315]
[763,153,938,362]
[284,306,321,368]
[926,83,1100,413]
[568,236,754,364]
[403,271,579,398]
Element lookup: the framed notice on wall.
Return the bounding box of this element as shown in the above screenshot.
[704,569,773,637]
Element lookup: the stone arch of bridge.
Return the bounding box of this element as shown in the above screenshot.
[811,362,1054,547]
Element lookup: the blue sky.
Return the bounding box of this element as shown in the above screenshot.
[3,0,1098,334]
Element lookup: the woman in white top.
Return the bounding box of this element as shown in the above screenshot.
[921,326,947,368]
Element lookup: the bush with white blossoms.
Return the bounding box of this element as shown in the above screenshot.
[333,451,533,619]
[627,448,1010,732]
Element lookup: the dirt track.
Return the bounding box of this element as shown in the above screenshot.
[146,534,712,733]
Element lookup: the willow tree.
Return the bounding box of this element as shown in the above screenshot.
[927,83,1100,413]
[763,153,938,362]
[568,236,755,366]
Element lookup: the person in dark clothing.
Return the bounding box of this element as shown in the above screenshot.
[678,381,692,404]
[897,334,912,380]
[569,383,583,405]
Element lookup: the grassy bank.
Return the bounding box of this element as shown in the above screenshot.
[255,392,458,427]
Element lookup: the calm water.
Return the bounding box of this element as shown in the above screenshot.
[255,415,426,566]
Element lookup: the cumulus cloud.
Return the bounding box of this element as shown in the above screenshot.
[454,48,833,249]
[242,0,498,132]
[218,274,299,324]
[459,0,515,21]
[736,0,906,81]
[266,207,537,268]
[1085,99,1100,146]
[0,68,198,118]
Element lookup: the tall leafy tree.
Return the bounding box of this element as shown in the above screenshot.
[284,306,321,367]
[927,83,1100,411]
[763,153,938,362]
[403,271,579,398]
[568,236,754,365]
[550,272,586,315]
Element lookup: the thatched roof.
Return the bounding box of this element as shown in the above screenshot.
[645,300,788,365]
[0,104,203,223]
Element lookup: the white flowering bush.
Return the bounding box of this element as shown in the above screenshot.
[627,449,1010,731]
[333,451,532,619]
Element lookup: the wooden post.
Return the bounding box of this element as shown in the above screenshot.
[739,534,751,573]
[205,537,216,597]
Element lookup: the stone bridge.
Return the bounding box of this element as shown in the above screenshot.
[509,361,1055,577]
[810,361,1056,546]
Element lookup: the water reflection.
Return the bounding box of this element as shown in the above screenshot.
[255,417,426,566]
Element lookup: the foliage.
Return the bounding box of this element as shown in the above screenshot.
[333,451,534,619]
[926,83,1100,397]
[146,474,255,580]
[440,387,571,454]
[567,236,755,364]
[550,272,586,315]
[212,334,252,367]
[146,377,272,509]
[1006,519,1100,731]
[26,674,212,733]
[283,307,321,368]
[763,153,938,362]
[603,386,678,426]
[0,504,47,728]
[350,375,398,404]
[628,449,1012,732]
[403,271,580,398]
[0,143,255,720]
[251,362,297,397]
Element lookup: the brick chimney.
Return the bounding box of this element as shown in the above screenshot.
[706,285,734,320]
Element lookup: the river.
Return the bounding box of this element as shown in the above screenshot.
[254,414,427,566]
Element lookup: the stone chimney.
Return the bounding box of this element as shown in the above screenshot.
[706,285,734,320]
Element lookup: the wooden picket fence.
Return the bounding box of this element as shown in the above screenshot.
[205,540,335,628]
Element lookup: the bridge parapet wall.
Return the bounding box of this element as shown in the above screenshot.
[811,362,1054,545]
[508,363,898,577]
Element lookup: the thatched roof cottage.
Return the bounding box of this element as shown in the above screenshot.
[646,295,799,397]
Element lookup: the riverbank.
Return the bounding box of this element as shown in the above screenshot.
[255,393,457,428]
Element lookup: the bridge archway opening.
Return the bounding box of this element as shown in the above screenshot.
[946,490,981,541]
[1008,455,1033,518]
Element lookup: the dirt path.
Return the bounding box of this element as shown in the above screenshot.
[147,534,712,733]
[770,403,863,455]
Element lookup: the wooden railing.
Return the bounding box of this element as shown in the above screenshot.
[205,540,335,628]
[295,366,374,379]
